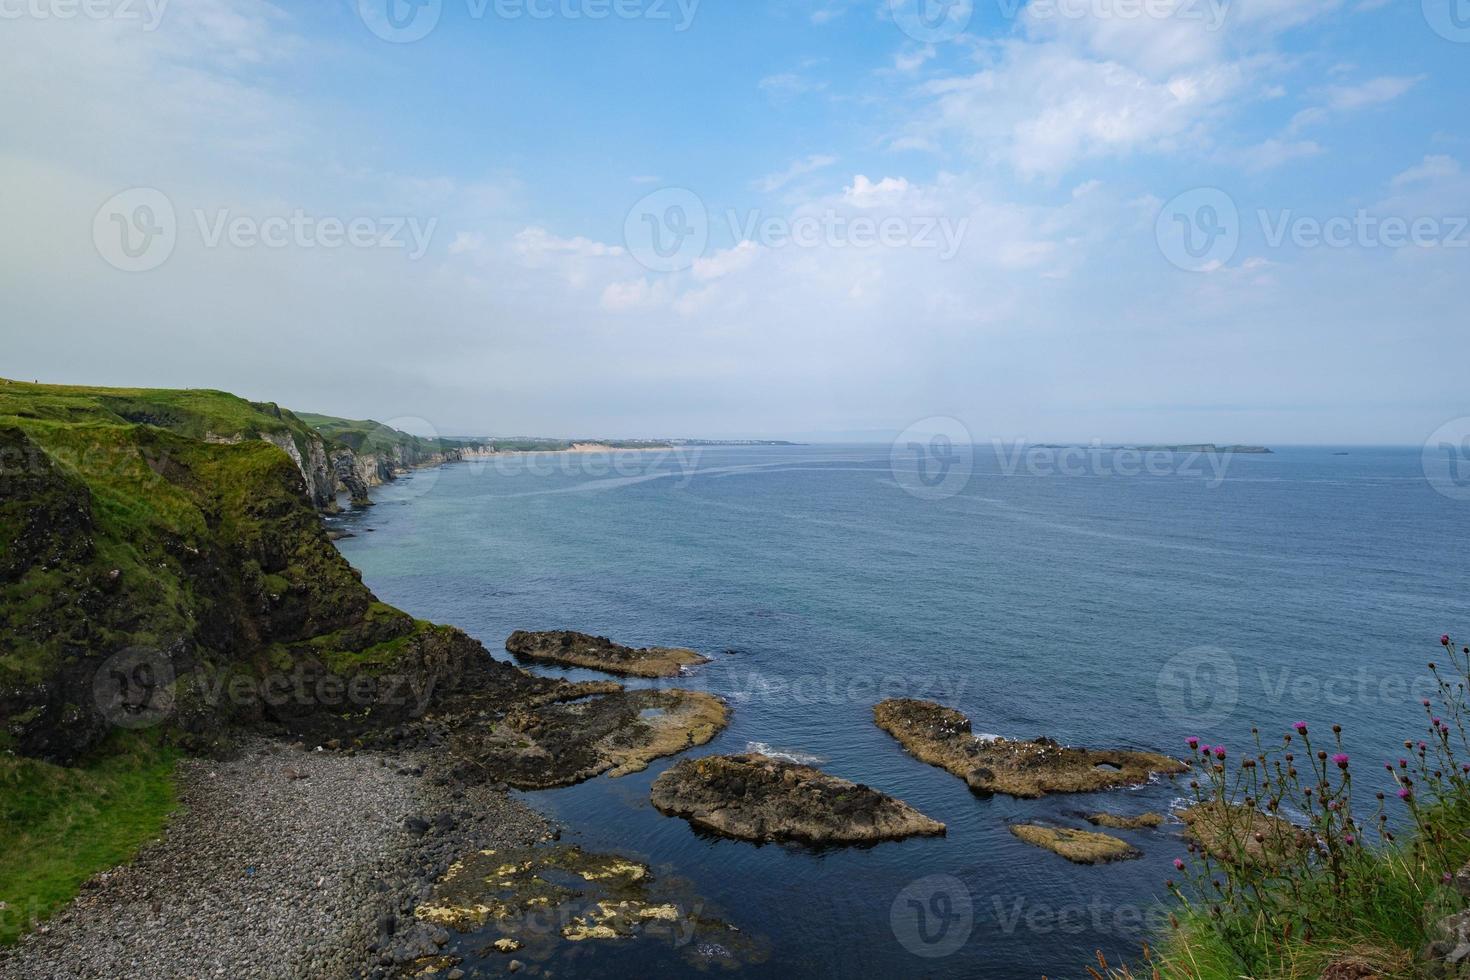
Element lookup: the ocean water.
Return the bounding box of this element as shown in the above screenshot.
[335,444,1470,978]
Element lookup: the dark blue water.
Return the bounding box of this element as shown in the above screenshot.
[335,444,1470,978]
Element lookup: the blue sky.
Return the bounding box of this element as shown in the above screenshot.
[1,0,1467,442]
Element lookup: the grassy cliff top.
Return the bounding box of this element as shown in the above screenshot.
[295,411,485,456]
[0,379,324,451]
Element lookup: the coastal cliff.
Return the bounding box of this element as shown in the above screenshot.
[0,382,496,763]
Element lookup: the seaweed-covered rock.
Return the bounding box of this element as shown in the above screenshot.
[872,698,1186,798]
[444,688,729,790]
[1009,824,1141,864]
[649,753,945,845]
[1084,812,1165,830]
[1179,802,1312,867]
[506,630,709,679]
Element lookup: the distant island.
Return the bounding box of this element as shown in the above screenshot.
[1031,443,1272,454]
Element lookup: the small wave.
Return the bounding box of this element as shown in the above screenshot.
[973,733,1002,743]
[745,742,825,765]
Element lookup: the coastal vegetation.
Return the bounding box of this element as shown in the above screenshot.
[1112,634,1470,979]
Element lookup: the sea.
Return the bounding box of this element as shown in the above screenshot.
[333,442,1470,978]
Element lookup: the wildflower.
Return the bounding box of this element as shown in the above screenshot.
[1400,758,1409,768]
[1332,753,1349,769]
[1434,717,1443,728]
[1214,747,1227,760]
[1443,634,1452,646]
[1293,721,1308,734]
[1344,834,1355,845]
[1173,858,1185,871]
[1399,787,1413,800]
[1186,737,1200,750]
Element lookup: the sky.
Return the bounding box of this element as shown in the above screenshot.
[0,0,1466,443]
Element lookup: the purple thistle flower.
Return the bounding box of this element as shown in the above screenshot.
[1173,858,1185,871]
[1293,721,1308,734]
[1332,753,1349,769]
[1214,747,1227,760]
[1399,787,1413,800]
[1400,759,1409,767]
[1186,737,1200,750]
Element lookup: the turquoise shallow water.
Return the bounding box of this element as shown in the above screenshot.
[335,444,1470,978]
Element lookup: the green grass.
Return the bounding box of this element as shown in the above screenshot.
[0,738,179,945]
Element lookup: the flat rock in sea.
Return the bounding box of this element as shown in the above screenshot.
[649,753,946,846]
[1009,824,1141,864]
[872,698,1186,799]
[1179,802,1311,867]
[1084,812,1165,830]
[447,687,730,790]
[506,630,710,678]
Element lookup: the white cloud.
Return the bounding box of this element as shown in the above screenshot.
[755,154,839,193]
[1391,155,1462,187]
[1236,138,1324,173]
[844,175,914,207]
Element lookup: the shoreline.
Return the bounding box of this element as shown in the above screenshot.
[0,739,554,980]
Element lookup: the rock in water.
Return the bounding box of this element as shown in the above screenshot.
[649,753,946,845]
[506,630,710,678]
[1179,802,1311,867]
[872,699,1186,798]
[1009,824,1141,864]
[1084,812,1165,830]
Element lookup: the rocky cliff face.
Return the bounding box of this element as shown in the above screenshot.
[0,383,500,763]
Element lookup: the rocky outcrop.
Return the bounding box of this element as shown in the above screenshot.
[1009,824,1141,864]
[505,630,710,678]
[414,844,769,968]
[1084,812,1165,830]
[1179,802,1311,867]
[872,698,1186,798]
[649,753,946,845]
[439,688,729,790]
